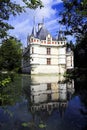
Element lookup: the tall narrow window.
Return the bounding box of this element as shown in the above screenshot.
[47,34,51,44]
[47,58,51,65]
[47,94,51,101]
[32,47,34,54]
[71,56,72,66]
[47,83,51,90]
[47,48,51,55]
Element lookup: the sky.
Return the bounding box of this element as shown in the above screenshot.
[8,0,74,47]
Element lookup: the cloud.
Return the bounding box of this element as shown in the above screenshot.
[8,0,63,46]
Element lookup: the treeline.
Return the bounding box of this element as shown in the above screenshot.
[60,0,87,80]
[0,0,43,105]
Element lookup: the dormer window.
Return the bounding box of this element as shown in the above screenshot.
[48,38,50,41]
[47,34,51,41]
[48,34,50,38]
[47,34,51,44]
[31,38,33,42]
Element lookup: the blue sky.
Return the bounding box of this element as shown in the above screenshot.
[8,0,74,47]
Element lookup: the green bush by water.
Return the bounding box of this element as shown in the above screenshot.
[0,73,22,106]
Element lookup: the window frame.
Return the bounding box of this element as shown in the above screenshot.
[47,58,51,65]
[47,48,51,55]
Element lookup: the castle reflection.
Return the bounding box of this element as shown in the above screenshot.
[26,75,74,117]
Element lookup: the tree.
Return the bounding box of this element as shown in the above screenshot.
[0,37,22,71]
[59,0,87,80]
[0,0,43,40]
[74,34,87,68]
[60,0,87,38]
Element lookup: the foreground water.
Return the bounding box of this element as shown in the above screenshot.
[0,75,87,130]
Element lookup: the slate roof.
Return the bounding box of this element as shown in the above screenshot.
[36,25,50,40]
[31,26,37,37]
[37,24,57,40]
[58,30,66,41]
[30,23,65,41]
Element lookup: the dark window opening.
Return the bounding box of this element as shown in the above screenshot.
[47,83,51,90]
[47,48,51,55]
[47,94,51,101]
[32,47,34,54]
[47,58,51,65]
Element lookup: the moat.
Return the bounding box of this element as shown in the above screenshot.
[0,75,87,130]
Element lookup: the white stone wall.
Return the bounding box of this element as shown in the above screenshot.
[30,75,64,84]
[22,36,74,74]
[58,47,66,64]
[31,65,59,74]
[66,52,74,69]
[30,44,61,74]
[59,83,67,101]
[51,47,58,55]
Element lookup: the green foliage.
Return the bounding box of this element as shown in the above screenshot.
[0,77,11,87]
[0,0,43,40]
[21,121,36,128]
[0,37,22,71]
[60,0,87,80]
[74,34,87,68]
[0,74,22,106]
[39,122,46,128]
[22,120,46,129]
[23,0,44,9]
[0,72,12,105]
[22,122,29,127]
[60,0,87,38]
[0,0,24,39]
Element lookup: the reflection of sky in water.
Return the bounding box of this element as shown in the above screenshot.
[64,96,87,130]
[0,75,87,130]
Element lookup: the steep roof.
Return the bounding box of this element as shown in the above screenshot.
[30,22,59,41]
[58,30,66,41]
[37,25,51,40]
[31,26,37,37]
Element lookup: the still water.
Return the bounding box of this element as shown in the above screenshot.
[0,75,87,130]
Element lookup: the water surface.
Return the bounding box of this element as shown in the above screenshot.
[0,75,87,130]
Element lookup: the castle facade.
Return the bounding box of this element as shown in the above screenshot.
[22,22,74,74]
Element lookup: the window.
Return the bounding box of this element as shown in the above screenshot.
[47,58,51,65]
[31,38,33,42]
[47,48,51,55]
[47,94,51,101]
[71,57,72,66]
[32,47,34,54]
[48,38,50,42]
[47,35,51,44]
[47,83,51,90]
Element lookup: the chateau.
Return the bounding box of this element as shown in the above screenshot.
[22,21,74,74]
